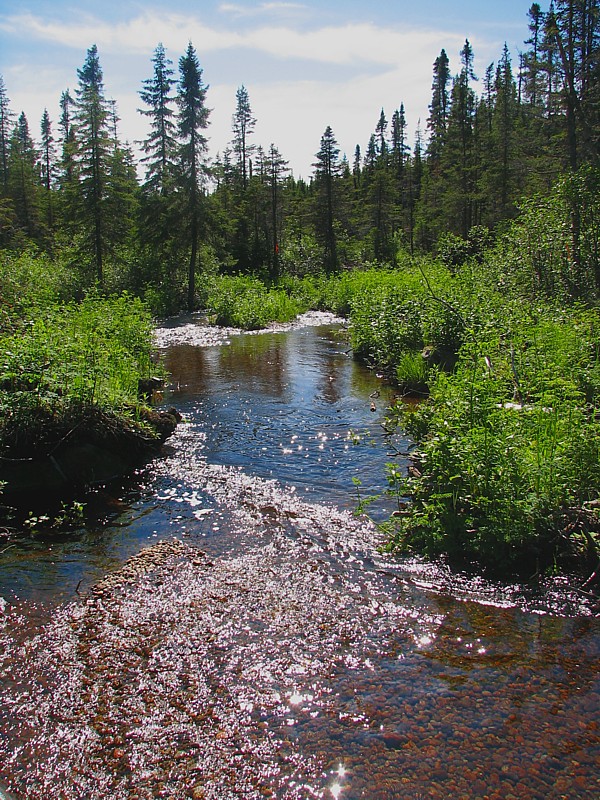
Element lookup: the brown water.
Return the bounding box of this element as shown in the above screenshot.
[0,313,598,799]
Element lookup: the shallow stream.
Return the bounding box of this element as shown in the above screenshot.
[0,313,598,799]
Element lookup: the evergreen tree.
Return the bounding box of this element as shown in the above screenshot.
[177,41,210,310]
[0,75,14,194]
[488,45,520,223]
[266,143,289,280]
[375,108,388,161]
[105,141,140,280]
[136,43,180,295]
[407,126,423,252]
[540,2,563,119]
[362,133,378,183]
[524,3,546,108]
[40,109,55,193]
[313,125,340,273]
[352,144,362,189]
[8,112,41,241]
[73,44,112,284]
[427,49,451,161]
[391,103,409,182]
[58,89,76,186]
[40,108,56,233]
[441,40,479,236]
[367,158,396,262]
[138,43,178,193]
[232,85,256,189]
[548,0,600,168]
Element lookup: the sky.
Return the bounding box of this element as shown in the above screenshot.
[0,0,534,179]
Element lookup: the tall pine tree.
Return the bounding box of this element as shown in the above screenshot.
[177,41,210,310]
[313,126,340,273]
[73,44,112,283]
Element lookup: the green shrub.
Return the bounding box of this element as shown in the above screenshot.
[386,309,600,573]
[0,293,159,454]
[204,275,303,329]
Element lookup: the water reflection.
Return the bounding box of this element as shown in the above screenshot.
[0,317,598,800]
[0,322,402,602]
[162,324,402,512]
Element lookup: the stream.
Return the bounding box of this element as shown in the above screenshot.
[0,312,598,799]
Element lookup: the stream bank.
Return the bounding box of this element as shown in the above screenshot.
[0,313,598,799]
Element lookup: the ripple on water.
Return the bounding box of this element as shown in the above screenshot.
[0,318,598,799]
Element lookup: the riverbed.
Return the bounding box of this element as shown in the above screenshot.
[0,313,598,799]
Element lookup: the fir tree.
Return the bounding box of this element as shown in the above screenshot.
[177,41,210,310]
[138,43,178,193]
[0,75,14,193]
[232,85,256,189]
[427,49,451,161]
[266,143,289,280]
[313,126,340,273]
[40,108,56,233]
[73,44,112,283]
[8,112,41,240]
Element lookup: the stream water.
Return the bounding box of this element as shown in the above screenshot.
[0,313,598,799]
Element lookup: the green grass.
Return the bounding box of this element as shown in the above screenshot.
[0,291,161,458]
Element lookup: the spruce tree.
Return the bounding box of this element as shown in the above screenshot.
[8,112,41,241]
[524,3,546,108]
[548,0,600,168]
[352,144,362,189]
[484,44,520,224]
[138,43,177,193]
[232,85,256,189]
[0,75,14,194]
[441,40,479,236]
[58,89,76,186]
[375,108,388,161]
[266,143,288,280]
[391,104,409,183]
[177,41,210,310]
[40,109,55,193]
[313,126,340,273]
[427,49,451,162]
[73,44,112,284]
[40,108,56,233]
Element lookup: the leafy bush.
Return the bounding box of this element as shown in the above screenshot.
[490,165,600,301]
[0,293,159,453]
[204,275,304,329]
[386,308,600,573]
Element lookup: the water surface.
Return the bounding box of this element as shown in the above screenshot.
[0,313,598,799]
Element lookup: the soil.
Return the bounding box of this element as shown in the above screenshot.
[0,403,181,499]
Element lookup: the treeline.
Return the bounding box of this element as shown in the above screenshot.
[0,2,598,312]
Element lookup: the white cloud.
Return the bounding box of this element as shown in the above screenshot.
[1,12,243,55]
[219,2,307,17]
[0,8,500,177]
[2,10,464,67]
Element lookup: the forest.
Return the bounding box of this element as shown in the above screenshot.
[1,0,599,577]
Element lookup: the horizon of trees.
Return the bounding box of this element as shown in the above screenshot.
[0,0,599,311]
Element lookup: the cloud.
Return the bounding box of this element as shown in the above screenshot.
[0,11,242,55]
[1,10,464,69]
[0,7,501,178]
[219,2,307,17]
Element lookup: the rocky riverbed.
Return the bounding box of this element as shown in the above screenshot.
[1,314,598,799]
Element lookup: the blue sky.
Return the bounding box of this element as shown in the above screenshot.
[0,0,534,178]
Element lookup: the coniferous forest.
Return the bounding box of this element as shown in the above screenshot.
[1,1,600,576]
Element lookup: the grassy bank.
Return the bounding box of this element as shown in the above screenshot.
[0,252,168,501]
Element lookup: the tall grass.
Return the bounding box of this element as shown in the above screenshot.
[384,299,600,572]
[0,292,159,456]
[204,275,306,329]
